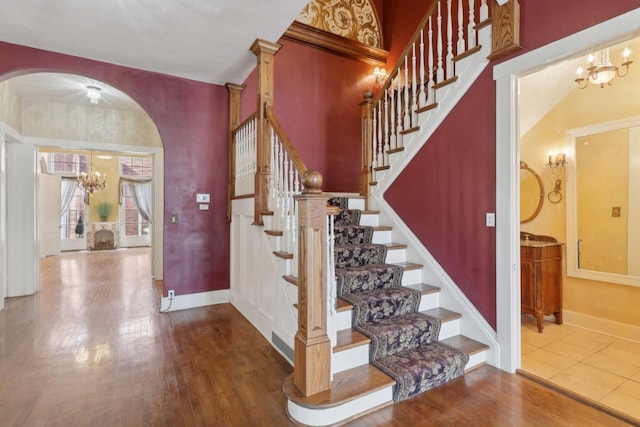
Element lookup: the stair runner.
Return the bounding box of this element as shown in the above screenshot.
[329,197,469,402]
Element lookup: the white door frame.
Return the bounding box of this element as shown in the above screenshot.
[493,9,640,372]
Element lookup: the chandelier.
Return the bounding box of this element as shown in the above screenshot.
[77,169,107,193]
[574,47,632,89]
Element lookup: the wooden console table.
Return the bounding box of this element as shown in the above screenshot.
[520,238,563,333]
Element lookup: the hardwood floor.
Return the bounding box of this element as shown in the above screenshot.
[0,248,635,426]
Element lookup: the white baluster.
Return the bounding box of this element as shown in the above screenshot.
[377,100,384,167]
[437,0,444,83]
[276,141,284,232]
[378,99,389,165]
[411,43,418,124]
[383,95,390,156]
[403,56,410,130]
[418,30,427,107]
[446,0,454,79]
[468,0,477,49]
[480,0,488,22]
[371,105,378,182]
[428,16,435,104]
[287,159,294,254]
[396,73,403,148]
[458,0,465,55]
[389,82,397,149]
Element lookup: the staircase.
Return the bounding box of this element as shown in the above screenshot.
[283,196,489,425]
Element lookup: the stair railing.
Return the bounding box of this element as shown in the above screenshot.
[361,0,522,203]
[360,0,491,202]
[231,113,258,197]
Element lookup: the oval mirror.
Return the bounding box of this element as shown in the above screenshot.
[520,161,544,223]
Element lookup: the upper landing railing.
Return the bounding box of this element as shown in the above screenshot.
[360,0,521,203]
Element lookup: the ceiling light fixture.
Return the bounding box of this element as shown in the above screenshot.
[574,47,632,89]
[96,154,112,160]
[87,85,102,104]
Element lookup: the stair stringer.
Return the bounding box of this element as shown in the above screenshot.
[373,24,493,196]
[229,197,299,365]
[370,195,499,367]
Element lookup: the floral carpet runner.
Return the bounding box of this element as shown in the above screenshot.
[330,197,469,401]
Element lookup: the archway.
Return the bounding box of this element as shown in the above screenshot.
[0,71,164,306]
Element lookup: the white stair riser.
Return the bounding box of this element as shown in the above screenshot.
[359,213,379,227]
[372,230,392,244]
[466,350,487,371]
[419,292,439,311]
[347,199,366,210]
[401,269,421,285]
[332,345,369,373]
[438,318,460,340]
[384,248,406,263]
[335,310,352,331]
[287,386,392,427]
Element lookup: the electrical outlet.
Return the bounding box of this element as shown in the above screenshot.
[168,290,175,300]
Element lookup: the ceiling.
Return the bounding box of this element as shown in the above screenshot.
[0,0,308,86]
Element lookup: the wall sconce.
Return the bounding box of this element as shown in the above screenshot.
[547,152,567,169]
[373,67,387,86]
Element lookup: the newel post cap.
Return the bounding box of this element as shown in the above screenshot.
[302,170,323,194]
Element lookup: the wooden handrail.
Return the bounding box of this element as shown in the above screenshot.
[231,112,258,136]
[265,105,308,176]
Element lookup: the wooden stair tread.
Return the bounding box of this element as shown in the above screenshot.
[416,102,438,114]
[283,364,395,409]
[336,298,353,312]
[433,76,458,90]
[391,261,422,271]
[264,229,282,236]
[405,283,440,295]
[374,165,390,172]
[260,210,274,216]
[400,126,420,135]
[283,275,298,286]
[360,210,380,215]
[373,225,392,232]
[384,242,407,250]
[334,329,370,353]
[441,335,489,356]
[421,307,462,322]
[387,147,405,154]
[273,251,293,260]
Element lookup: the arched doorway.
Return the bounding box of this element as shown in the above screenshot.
[0,72,164,305]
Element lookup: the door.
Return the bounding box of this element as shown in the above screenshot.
[38,173,61,257]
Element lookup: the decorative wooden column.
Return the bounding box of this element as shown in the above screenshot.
[488,0,521,60]
[293,170,331,396]
[225,83,246,223]
[250,39,282,225]
[360,90,374,210]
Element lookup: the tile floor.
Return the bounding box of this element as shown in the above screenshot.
[521,315,640,423]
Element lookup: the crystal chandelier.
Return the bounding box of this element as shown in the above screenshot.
[574,47,632,89]
[77,169,107,193]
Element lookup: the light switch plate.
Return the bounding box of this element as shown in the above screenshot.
[486,213,495,227]
[199,204,209,210]
[196,193,210,203]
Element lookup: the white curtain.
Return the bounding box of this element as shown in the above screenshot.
[61,178,78,218]
[120,178,152,223]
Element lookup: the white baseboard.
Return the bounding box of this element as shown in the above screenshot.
[160,289,230,312]
[563,310,640,343]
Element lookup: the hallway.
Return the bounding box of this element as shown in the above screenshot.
[0,249,634,426]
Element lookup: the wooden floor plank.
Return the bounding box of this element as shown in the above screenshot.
[0,248,633,426]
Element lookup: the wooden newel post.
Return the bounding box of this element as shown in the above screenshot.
[226,83,246,223]
[488,0,521,60]
[360,90,374,209]
[293,170,331,396]
[251,39,282,225]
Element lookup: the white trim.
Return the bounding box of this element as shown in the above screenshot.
[494,8,640,373]
[160,289,230,312]
[0,125,6,309]
[564,310,640,343]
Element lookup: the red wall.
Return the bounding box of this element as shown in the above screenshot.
[0,42,230,297]
[240,39,380,193]
[385,1,639,328]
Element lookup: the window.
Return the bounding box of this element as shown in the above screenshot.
[46,153,88,240]
[120,156,152,237]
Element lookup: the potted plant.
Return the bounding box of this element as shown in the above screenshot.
[96,202,113,222]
